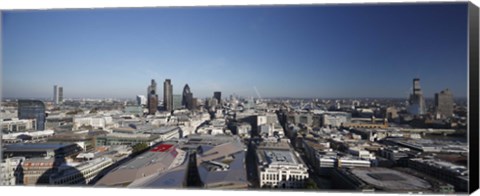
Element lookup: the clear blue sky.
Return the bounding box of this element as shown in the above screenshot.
[2,3,468,99]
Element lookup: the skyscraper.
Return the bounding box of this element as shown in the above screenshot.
[182,84,191,107]
[164,79,173,112]
[53,85,63,104]
[147,79,158,115]
[58,86,63,103]
[435,89,454,119]
[18,100,46,130]
[407,78,426,115]
[182,84,195,110]
[213,91,222,104]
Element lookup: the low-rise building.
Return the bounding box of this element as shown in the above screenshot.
[256,140,309,188]
[332,167,432,192]
[3,143,83,159]
[408,158,468,192]
[0,157,25,185]
[95,133,161,147]
[95,143,188,187]
[50,157,114,185]
[1,118,36,132]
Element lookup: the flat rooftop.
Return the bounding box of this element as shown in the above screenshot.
[264,150,297,164]
[349,167,432,191]
[4,142,76,151]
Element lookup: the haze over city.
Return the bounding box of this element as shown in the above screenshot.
[2,4,468,99]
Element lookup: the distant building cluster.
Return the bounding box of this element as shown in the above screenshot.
[0,78,468,193]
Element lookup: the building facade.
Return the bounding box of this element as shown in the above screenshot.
[408,78,426,115]
[435,89,454,119]
[136,95,147,106]
[18,100,46,130]
[53,85,63,105]
[213,91,221,105]
[164,79,173,112]
[147,79,159,115]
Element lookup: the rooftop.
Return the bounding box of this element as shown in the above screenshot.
[349,167,432,191]
[4,142,77,151]
[95,142,187,187]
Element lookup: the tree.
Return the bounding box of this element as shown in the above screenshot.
[132,143,149,154]
[305,178,318,189]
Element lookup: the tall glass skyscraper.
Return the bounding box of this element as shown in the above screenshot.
[18,100,46,130]
[147,79,158,115]
[182,84,194,110]
[164,79,173,112]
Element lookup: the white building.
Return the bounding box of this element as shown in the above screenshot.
[1,118,36,132]
[237,123,251,138]
[136,95,147,106]
[0,157,25,186]
[256,146,309,188]
[257,150,309,188]
[143,126,181,141]
[197,119,226,136]
[2,130,54,143]
[73,116,113,130]
[337,157,371,168]
[348,147,376,160]
[322,112,351,127]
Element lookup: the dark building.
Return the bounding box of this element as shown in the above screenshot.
[182,84,195,110]
[408,78,426,115]
[59,86,63,103]
[18,100,46,130]
[147,79,158,115]
[213,91,221,104]
[182,84,191,106]
[435,89,454,119]
[164,79,173,112]
[3,142,83,159]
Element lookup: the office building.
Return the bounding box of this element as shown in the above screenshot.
[50,157,114,185]
[164,79,173,112]
[182,84,191,106]
[1,118,36,132]
[435,89,454,119]
[3,143,83,159]
[173,94,182,110]
[147,79,158,115]
[256,140,309,188]
[0,157,24,185]
[213,91,221,104]
[17,100,46,130]
[331,167,432,192]
[408,158,468,192]
[95,133,161,147]
[408,78,426,115]
[59,86,63,103]
[21,158,56,185]
[322,112,352,127]
[53,85,63,104]
[136,95,147,106]
[182,84,195,110]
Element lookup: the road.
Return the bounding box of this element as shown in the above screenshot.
[295,147,332,189]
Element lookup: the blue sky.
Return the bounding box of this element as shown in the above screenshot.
[2,3,468,99]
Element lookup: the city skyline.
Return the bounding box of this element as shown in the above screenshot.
[2,3,469,99]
